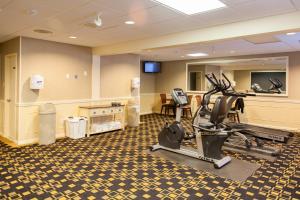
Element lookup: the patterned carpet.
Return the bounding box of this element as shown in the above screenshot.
[0,114,299,200]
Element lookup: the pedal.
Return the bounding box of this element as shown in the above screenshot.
[255,138,264,147]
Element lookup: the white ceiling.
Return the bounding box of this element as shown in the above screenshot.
[139,32,300,61]
[1,0,300,47]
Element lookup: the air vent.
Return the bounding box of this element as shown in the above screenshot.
[33,29,53,34]
[84,22,101,29]
[245,35,281,44]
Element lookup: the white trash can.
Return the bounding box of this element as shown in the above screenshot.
[39,103,56,145]
[127,105,140,127]
[66,117,87,139]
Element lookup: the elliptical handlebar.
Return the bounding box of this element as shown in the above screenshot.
[269,78,283,88]
[221,73,231,90]
[205,72,256,98]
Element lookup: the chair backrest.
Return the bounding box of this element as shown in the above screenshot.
[210,96,228,125]
[195,95,202,107]
[160,93,167,104]
[187,95,193,105]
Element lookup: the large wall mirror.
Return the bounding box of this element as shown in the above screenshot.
[186,56,288,96]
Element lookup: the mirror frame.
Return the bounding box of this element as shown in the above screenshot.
[186,56,289,97]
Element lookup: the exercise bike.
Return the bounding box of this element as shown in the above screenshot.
[150,88,233,169]
[252,78,283,94]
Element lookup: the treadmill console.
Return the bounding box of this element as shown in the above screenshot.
[171,88,189,106]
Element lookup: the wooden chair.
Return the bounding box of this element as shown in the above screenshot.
[182,95,193,118]
[160,94,176,116]
[227,101,240,123]
[195,95,202,107]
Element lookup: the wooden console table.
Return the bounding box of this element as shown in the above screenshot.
[79,105,125,137]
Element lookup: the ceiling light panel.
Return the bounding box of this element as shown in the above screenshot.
[125,21,135,25]
[187,53,208,57]
[286,32,296,35]
[152,0,226,15]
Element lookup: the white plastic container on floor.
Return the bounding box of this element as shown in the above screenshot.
[66,117,87,139]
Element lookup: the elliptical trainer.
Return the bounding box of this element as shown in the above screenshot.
[196,73,280,156]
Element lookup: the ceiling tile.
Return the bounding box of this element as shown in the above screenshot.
[276,33,300,49]
[291,0,300,9]
[0,0,299,48]
[98,0,157,14]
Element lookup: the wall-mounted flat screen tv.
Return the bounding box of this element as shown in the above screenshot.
[143,61,161,73]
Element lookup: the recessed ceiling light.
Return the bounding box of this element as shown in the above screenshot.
[286,32,296,35]
[181,55,185,58]
[230,50,236,54]
[33,29,53,34]
[125,21,135,25]
[187,53,208,57]
[152,0,226,15]
[69,36,77,39]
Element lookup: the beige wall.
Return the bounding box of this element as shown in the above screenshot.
[21,37,92,103]
[140,65,157,114]
[140,65,156,93]
[100,54,140,98]
[1,39,142,145]
[234,70,251,91]
[0,100,3,134]
[156,60,187,93]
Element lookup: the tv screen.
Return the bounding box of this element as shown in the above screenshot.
[143,61,161,73]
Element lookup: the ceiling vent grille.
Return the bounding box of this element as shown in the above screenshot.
[245,35,281,44]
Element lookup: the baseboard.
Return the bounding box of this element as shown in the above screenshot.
[141,112,154,115]
[17,132,66,146]
[17,138,38,146]
[141,111,160,115]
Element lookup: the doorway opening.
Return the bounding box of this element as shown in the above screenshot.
[3,53,18,142]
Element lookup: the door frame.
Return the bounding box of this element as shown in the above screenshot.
[188,71,203,91]
[3,53,18,141]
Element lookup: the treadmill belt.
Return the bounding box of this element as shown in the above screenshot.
[227,123,294,143]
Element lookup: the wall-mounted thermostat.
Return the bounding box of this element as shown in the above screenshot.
[30,75,44,90]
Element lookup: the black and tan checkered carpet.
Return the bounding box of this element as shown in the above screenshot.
[1,114,299,199]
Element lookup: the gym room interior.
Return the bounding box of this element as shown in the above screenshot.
[0,0,300,199]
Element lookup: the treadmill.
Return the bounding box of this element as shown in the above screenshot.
[221,75,294,143]
[229,123,294,143]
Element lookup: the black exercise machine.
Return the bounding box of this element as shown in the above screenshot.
[252,78,283,94]
[193,73,280,156]
[150,88,232,169]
